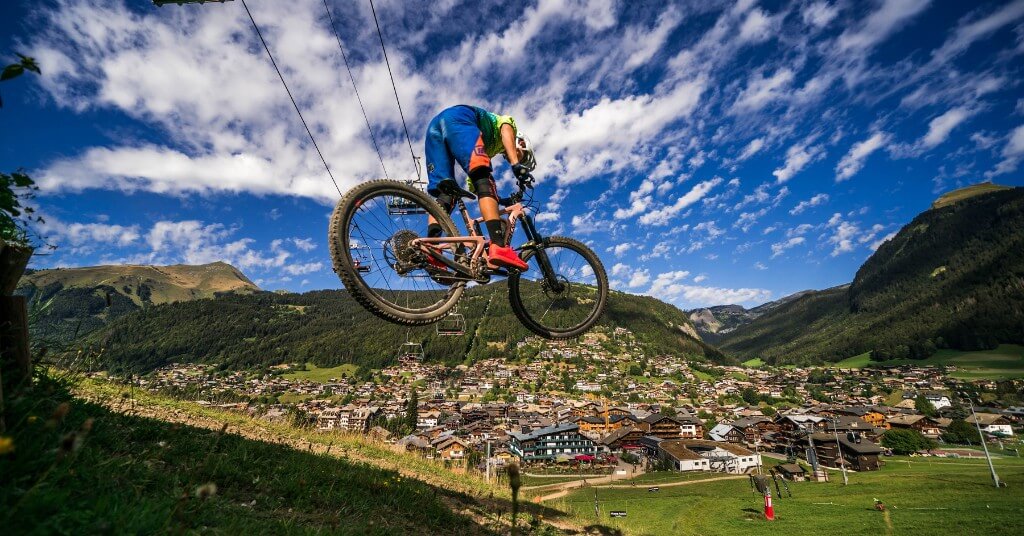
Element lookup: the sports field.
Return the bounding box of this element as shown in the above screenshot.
[829,345,1024,379]
[545,456,1024,535]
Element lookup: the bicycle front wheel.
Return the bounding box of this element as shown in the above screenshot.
[508,236,608,339]
[328,180,464,326]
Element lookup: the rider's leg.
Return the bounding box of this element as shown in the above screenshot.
[424,111,457,238]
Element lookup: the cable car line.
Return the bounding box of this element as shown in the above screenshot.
[321,0,391,181]
[367,0,420,180]
[239,0,343,197]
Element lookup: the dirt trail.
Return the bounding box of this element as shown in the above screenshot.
[532,474,748,503]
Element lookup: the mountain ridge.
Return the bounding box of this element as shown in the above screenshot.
[716,185,1024,364]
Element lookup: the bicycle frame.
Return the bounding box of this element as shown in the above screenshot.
[411,191,562,288]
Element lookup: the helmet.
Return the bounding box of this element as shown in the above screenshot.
[514,133,537,171]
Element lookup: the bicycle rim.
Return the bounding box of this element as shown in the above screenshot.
[329,180,464,324]
[509,236,608,338]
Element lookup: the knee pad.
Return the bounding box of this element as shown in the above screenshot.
[470,173,498,201]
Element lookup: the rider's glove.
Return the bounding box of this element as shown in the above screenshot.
[511,164,534,188]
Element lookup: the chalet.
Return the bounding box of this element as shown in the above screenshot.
[642,413,704,439]
[643,437,761,474]
[709,423,745,443]
[808,432,884,471]
[887,414,942,438]
[834,407,889,429]
[966,413,1014,437]
[575,414,638,438]
[730,416,776,443]
[508,424,598,462]
[432,436,470,461]
[599,426,647,451]
[775,463,807,481]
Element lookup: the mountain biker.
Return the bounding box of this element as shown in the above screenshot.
[423,104,535,273]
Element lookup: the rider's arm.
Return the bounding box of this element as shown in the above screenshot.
[500,123,519,166]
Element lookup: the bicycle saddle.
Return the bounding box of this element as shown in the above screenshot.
[438,180,476,200]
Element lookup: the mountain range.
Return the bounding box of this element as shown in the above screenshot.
[707,183,1024,365]
[18,262,719,373]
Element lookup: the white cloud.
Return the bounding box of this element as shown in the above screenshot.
[986,125,1024,177]
[789,193,829,215]
[835,132,890,182]
[648,270,691,295]
[693,274,708,283]
[646,279,771,307]
[291,237,317,252]
[639,178,723,226]
[920,107,972,149]
[738,8,776,43]
[40,218,140,249]
[786,223,814,238]
[773,142,824,183]
[732,68,794,113]
[802,1,839,28]
[611,243,634,257]
[836,0,932,53]
[628,269,651,288]
[283,262,324,276]
[771,236,806,258]
[737,138,765,161]
[753,261,768,270]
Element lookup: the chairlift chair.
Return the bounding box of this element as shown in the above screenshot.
[398,341,424,362]
[387,179,429,215]
[351,244,372,273]
[436,308,466,336]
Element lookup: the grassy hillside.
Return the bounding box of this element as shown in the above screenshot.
[831,344,1024,379]
[932,182,1012,209]
[18,262,259,340]
[1,370,559,535]
[719,187,1024,365]
[541,456,1024,535]
[80,282,722,375]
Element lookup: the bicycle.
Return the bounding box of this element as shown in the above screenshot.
[328,178,608,339]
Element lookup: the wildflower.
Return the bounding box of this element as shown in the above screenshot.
[27,415,38,424]
[194,482,218,499]
[48,402,71,426]
[0,436,14,456]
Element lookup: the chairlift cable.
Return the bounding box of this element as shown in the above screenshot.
[367,0,421,180]
[240,0,343,197]
[321,0,391,181]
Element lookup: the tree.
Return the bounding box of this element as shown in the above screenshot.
[405,389,419,432]
[661,405,676,417]
[942,419,981,445]
[915,395,937,417]
[741,387,759,405]
[881,428,934,455]
[628,364,642,376]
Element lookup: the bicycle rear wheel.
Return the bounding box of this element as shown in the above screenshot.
[508,236,608,339]
[328,180,464,325]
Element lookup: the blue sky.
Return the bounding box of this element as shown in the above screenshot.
[2,0,1023,309]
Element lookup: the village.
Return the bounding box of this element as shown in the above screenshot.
[129,327,1021,482]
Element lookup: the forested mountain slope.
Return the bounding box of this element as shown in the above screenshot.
[79,283,720,374]
[718,186,1024,365]
[18,262,258,339]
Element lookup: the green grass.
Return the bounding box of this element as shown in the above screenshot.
[1,370,522,535]
[829,345,1024,379]
[282,363,360,383]
[741,358,764,368]
[549,456,1024,535]
[932,182,1012,209]
[690,369,714,382]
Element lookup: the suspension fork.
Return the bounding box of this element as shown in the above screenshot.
[520,215,564,292]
